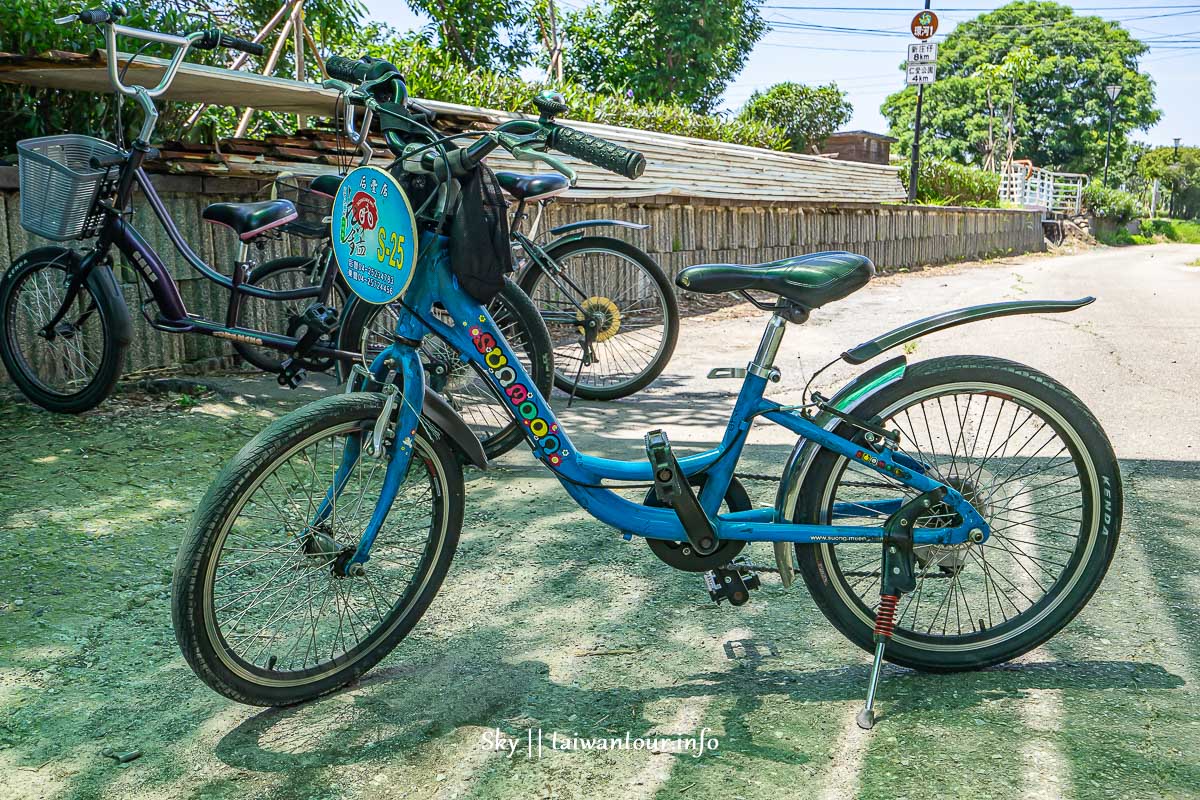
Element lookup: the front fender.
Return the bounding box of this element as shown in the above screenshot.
[422,388,489,469]
[771,356,907,586]
[9,247,132,347]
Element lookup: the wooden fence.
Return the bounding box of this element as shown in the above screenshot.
[0,168,1045,377]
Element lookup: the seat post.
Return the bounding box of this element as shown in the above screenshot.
[748,313,787,378]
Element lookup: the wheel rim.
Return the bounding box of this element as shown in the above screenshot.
[4,260,109,398]
[202,423,450,686]
[814,382,1100,652]
[359,297,535,444]
[531,247,669,393]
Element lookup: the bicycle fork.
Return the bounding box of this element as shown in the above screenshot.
[308,348,426,577]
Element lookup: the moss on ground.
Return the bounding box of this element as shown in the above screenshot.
[0,389,1196,800]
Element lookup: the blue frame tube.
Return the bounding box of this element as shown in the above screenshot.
[340,232,990,563]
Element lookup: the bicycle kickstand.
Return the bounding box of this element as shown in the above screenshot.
[857,487,943,730]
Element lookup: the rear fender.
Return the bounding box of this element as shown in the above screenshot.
[842,298,1094,365]
[548,218,649,238]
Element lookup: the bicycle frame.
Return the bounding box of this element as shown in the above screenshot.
[44,157,360,364]
[332,232,990,570]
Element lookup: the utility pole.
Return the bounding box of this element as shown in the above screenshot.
[907,1,935,204]
[1102,83,1121,188]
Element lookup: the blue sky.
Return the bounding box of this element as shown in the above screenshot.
[360,1,1196,148]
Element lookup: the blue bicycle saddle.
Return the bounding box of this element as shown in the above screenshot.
[676,251,874,310]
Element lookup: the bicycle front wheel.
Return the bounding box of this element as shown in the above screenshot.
[790,356,1122,672]
[518,235,678,400]
[172,393,463,706]
[0,248,127,413]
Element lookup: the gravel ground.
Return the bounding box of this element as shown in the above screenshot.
[1,243,1198,800]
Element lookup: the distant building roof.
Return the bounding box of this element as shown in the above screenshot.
[829,130,899,142]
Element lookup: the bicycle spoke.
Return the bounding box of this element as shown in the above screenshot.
[823,383,1089,642]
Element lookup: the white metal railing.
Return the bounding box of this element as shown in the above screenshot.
[999,162,1088,214]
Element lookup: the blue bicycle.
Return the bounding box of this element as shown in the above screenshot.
[173,76,1122,728]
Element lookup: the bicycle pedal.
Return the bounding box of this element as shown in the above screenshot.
[704,566,761,607]
[277,358,307,389]
[645,430,718,555]
[707,367,746,380]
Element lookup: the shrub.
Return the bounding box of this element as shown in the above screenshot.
[374,40,791,151]
[1138,218,1200,243]
[1081,183,1142,224]
[896,158,1001,208]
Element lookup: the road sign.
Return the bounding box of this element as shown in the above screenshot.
[911,10,938,40]
[907,42,937,64]
[906,63,938,85]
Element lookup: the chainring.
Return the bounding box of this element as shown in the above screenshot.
[642,475,751,572]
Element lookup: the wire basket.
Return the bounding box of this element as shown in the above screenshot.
[17,135,122,241]
[272,175,335,239]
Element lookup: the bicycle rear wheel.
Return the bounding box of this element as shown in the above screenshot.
[518,235,678,400]
[172,392,463,706]
[230,253,344,374]
[789,356,1122,672]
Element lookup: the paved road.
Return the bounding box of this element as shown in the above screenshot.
[555,242,1200,461]
[3,243,1198,800]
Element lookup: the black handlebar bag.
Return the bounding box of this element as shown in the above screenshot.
[450,164,512,303]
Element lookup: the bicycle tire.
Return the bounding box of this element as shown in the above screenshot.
[0,248,127,413]
[172,392,464,706]
[789,356,1122,672]
[517,235,678,401]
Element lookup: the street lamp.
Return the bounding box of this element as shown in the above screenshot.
[1103,83,1122,187]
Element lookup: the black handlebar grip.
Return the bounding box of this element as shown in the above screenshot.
[325,55,367,83]
[78,7,115,24]
[194,28,264,56]
[218,32,264,56]
[548,125,645,180]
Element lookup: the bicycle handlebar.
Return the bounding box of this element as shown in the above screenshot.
[546,124,645,180]
[193,28,265,57]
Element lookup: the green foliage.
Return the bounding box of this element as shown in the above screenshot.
[401,0,532,72]
[1139,145,1200,219]
[559,0,767,112]
[897,159,1001,208]
[1082,182,1142,223]
[1137,218,1200,244]
[0,0,365,154]
[736,82,851,154]
[881,1,1159,174]
[365,38,790,150]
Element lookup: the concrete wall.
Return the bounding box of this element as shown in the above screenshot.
[0,168,1045,377]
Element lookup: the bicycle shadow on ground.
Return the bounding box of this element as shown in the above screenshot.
[211,632,1183,776]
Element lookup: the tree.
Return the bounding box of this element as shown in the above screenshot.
[402,0,533,73]
[0,0,368,153]
[560,0,767,112]
[737,82,851,154]
[1140,145,1200,218]
[881,1,1159,174]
